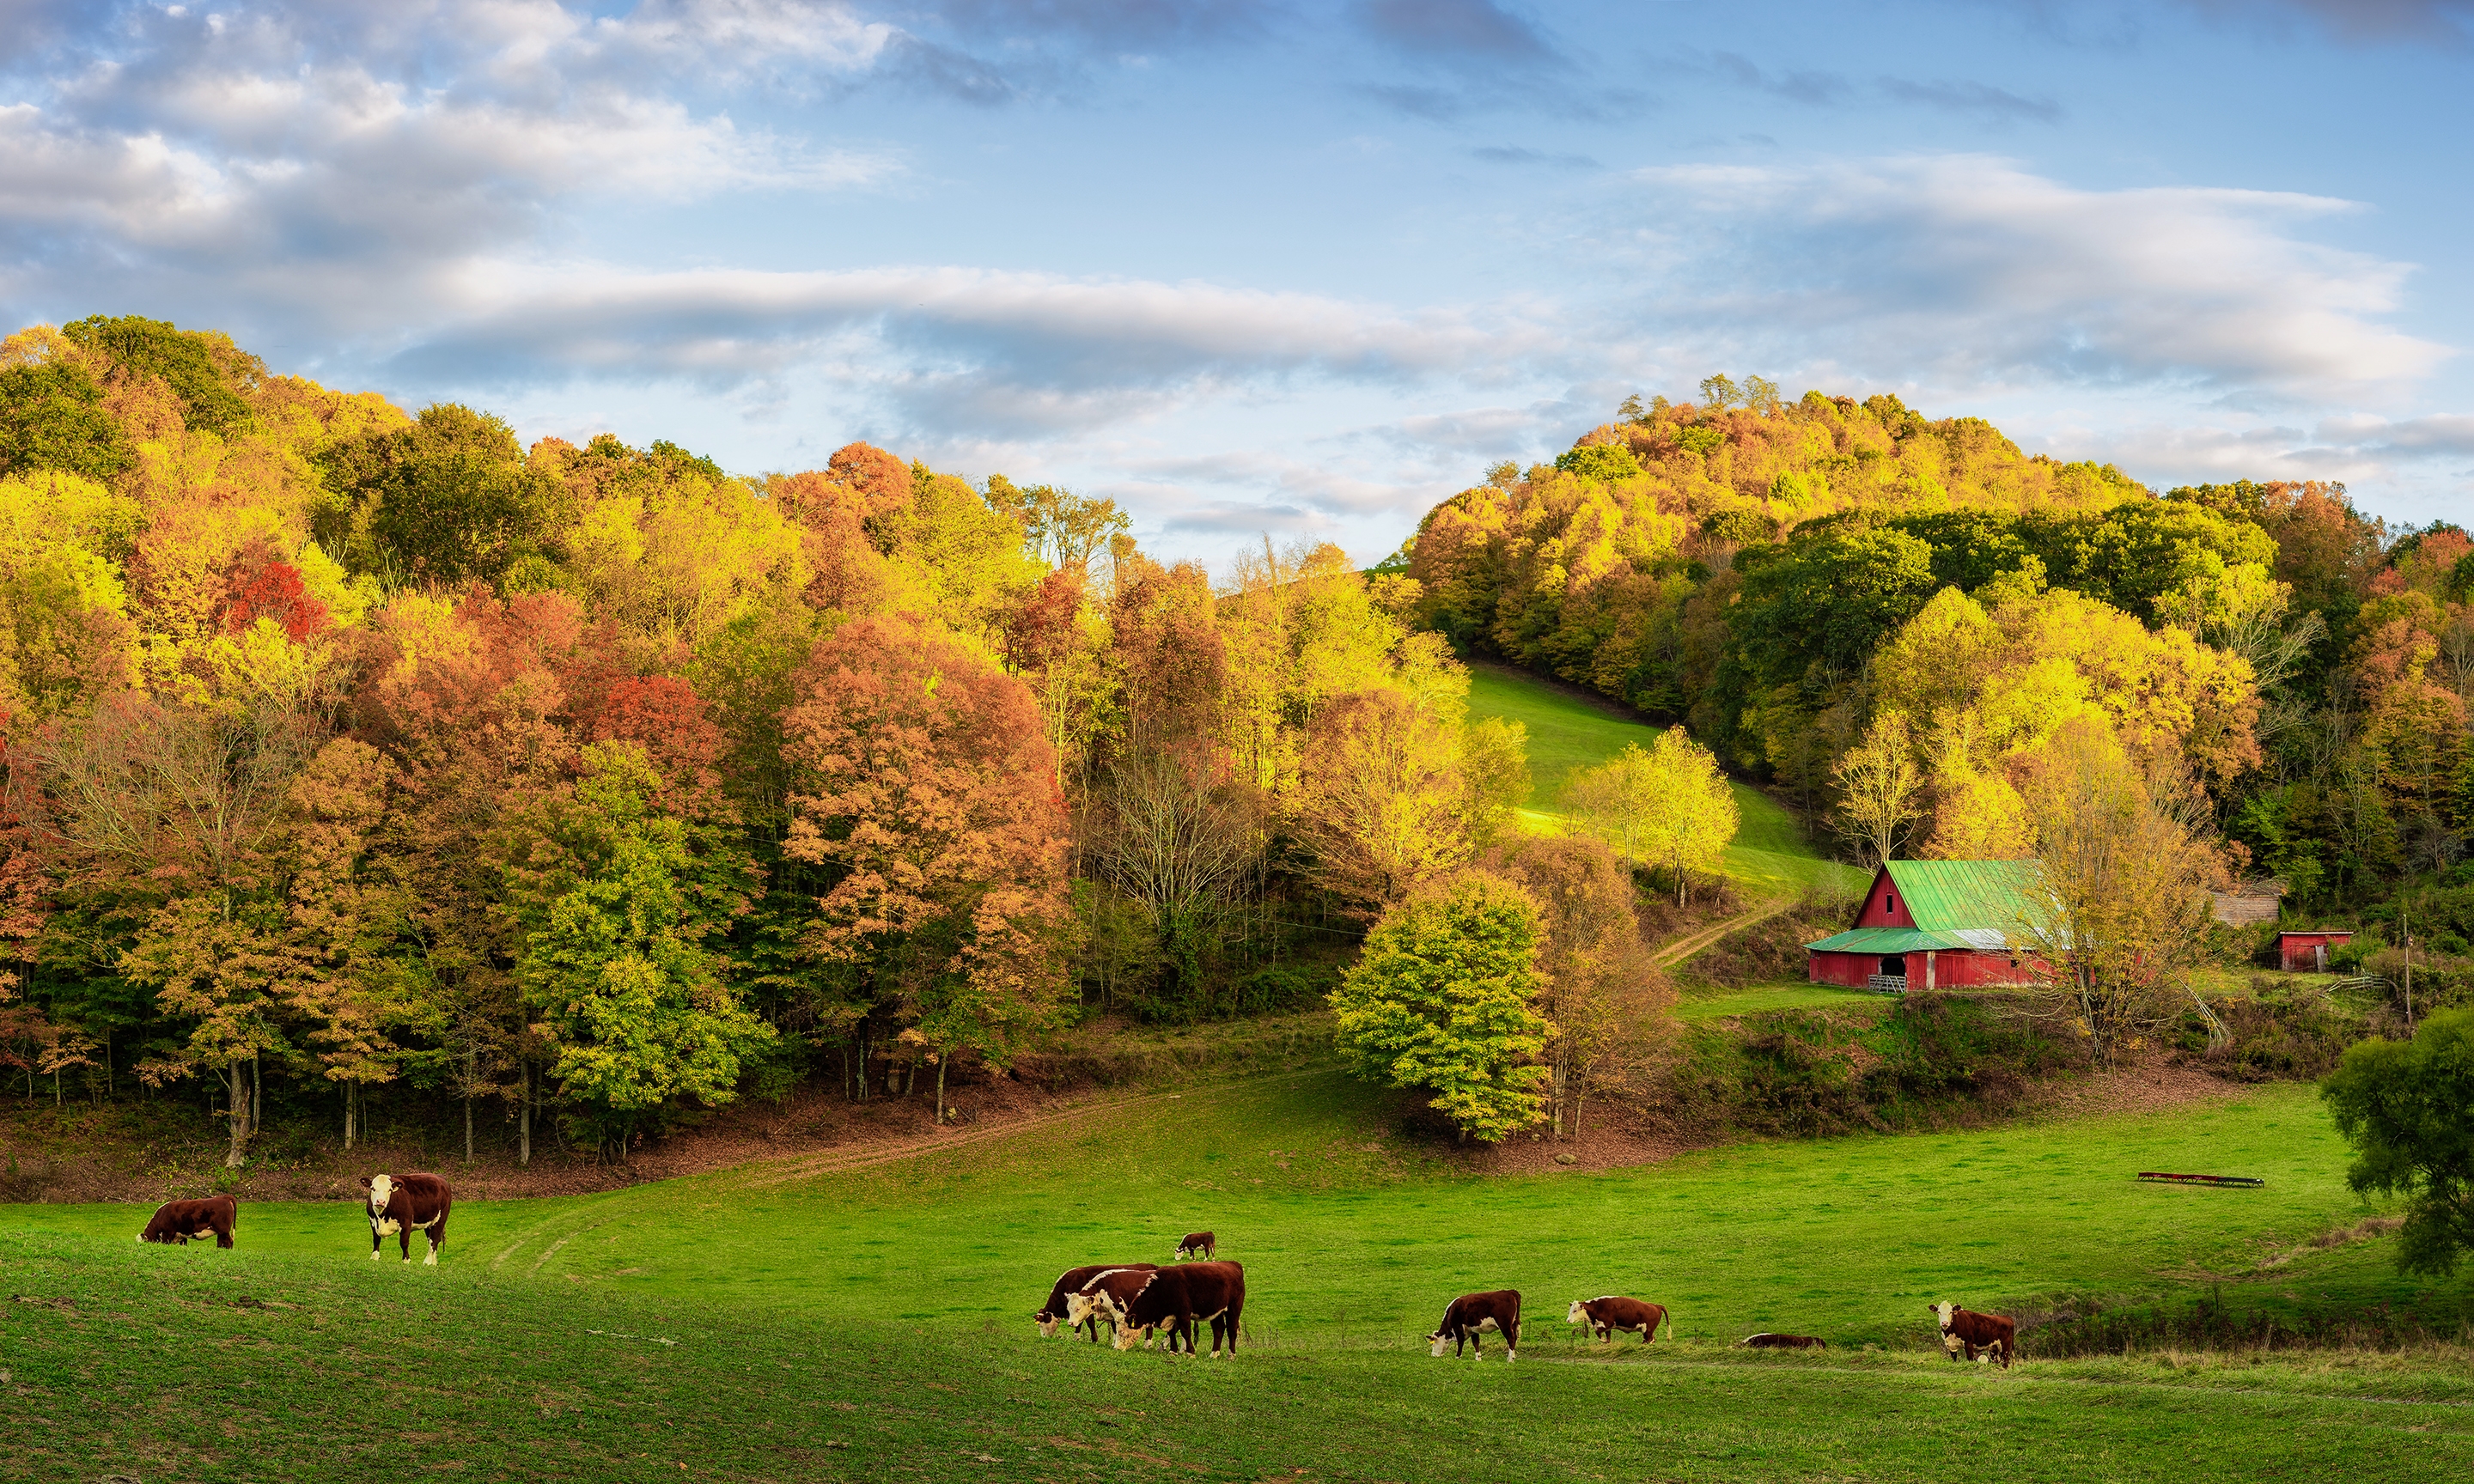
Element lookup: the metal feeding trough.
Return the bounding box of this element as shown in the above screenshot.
[2136,1171,2265,1189]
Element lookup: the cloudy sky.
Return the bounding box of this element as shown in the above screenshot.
[3,1,2468,561]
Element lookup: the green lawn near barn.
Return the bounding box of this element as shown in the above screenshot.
[1466,665,1866,897]
[8,1073,2465,1481]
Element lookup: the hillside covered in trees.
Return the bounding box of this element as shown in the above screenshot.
[0,315,1539,1166]
[1407,378,2473,922]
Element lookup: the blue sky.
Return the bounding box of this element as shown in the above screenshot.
[3,1,2469,563]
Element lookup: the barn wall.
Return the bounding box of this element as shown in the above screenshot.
[1808,952,1874,987]
[1930,951,2037,988]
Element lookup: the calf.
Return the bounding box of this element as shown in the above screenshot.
[1174,1231,1216,1260]
[1037,1263,1156,1341]
[362,1172,452,1265]
[1929,1302,2015,1369]
[1428,1290,1520,1362]
[138,1195,238,1250]
[1735,1332,1827,1350]
[1567,1295,1666,1346]
[1112,1262,1247,1358]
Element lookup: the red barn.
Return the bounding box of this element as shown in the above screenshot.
[1806,861,2040,992]
[2277,931,2352,973]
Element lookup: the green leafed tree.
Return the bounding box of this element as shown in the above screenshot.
[510,741,771,1158]
[2321,1007,2474,1277]
[1328,870,1550,1143]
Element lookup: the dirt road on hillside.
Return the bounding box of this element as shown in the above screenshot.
[1653,899,1788,970]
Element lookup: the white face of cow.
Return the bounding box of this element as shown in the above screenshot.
[1112,1323,1150,1353]
[1427,1332,1449,1357]
[1566,1299,1589,1325]
[367,1174,394,1215]
[1036,1313,1061,1338]
[1930,1301,1957,1332]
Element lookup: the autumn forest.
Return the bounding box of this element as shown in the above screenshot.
[2,323,2469,1169]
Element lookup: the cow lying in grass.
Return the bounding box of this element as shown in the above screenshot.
[1429,1290,1520,1361]
[1735,1332,1826,1350]
[1929,1302,2016,1368]
[1107,1262,1247,1357]
[1036,1264,1156,1341]
[139,1195,237,1249]
[1567,1296,1666,1346]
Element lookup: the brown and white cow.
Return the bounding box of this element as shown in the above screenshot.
[1735,1332,1827,1350]
[139,1195,237,1249]
[1567,1295,1666,1346]
[1173,1231,1215,1260]
[1111,1262,1246,1358]
[361,1172,452,1265]
[1067,1267,1185,1349]
[1036,1263,1156,1341]
[1929,1302,2015,1368]
[1428,1290,1520,1361]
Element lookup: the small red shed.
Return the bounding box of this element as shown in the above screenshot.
[2277,931,2352,973]
[1806,860,2042,993]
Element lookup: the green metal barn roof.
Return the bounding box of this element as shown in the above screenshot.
[1881,860,2039,934]
[1802,860,2044,954]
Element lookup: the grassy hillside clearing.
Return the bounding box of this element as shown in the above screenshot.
[8,1073,2466,1481]
[1466,666,1866,897]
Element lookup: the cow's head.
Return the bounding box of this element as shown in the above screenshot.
[1034,1311,1061,1339]
[1063,1291,1101,1329]
[1568,1299,1592,1324]
[1426,1328,1450,1357]
[363,1174,393,1214]
[1929,1301,1957,1332]
[1110,1322,1153,1353]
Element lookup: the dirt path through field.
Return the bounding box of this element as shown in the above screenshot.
[1653,899,1788,970]
[732,1066,1338,1188]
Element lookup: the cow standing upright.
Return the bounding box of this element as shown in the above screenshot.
[1111,1262,1247,1358]
[1036,1263,1157,1341]
[362,1173,452,1265]
[1069,1267,1181,1349]
[1428,1291,1520,1361]
[139,1195,238,1249]
[1929,1302,2016,1369]
[1174,1231,1215,1260]
[1567,1295,1666,1346]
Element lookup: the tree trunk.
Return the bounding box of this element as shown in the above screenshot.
[519,1061,532,1168]
[344,1080,355,1151]
[223,1062,249,1168]
[250,1051,263,1137]
[935,1057,948,1126]
[463,1060,475,1163]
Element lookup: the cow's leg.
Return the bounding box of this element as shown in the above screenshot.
[399,1225,412,1262]
[425,1218,446,1266]
[218,1227,234,1250]
[371,1226,384,1261]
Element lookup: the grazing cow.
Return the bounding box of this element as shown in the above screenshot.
[138,1195,237,1249]
[1068,1267,1178,1348]
[1111,1262,1247,1358]
[1174,1231,1216,1260]
[1734,1333,1827,1351]
[1567,1295,1666,1346]
[1036,1263,1156,1341]
[1428,1290,1520,1362]
[361,1172,452,1265]
[1929,1302,2016,1369]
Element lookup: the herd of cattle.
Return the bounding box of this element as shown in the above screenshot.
[1029,1231,2020,1367]
[137,1172,453,1265]
[139,1190,2021,1367]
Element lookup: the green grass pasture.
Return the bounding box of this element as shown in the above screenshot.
[9,1073,2465,1481]
[1466,666,1864,896]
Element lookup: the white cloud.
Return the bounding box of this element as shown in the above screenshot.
[389,262,1563,435]
[1627,154,2449,394]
